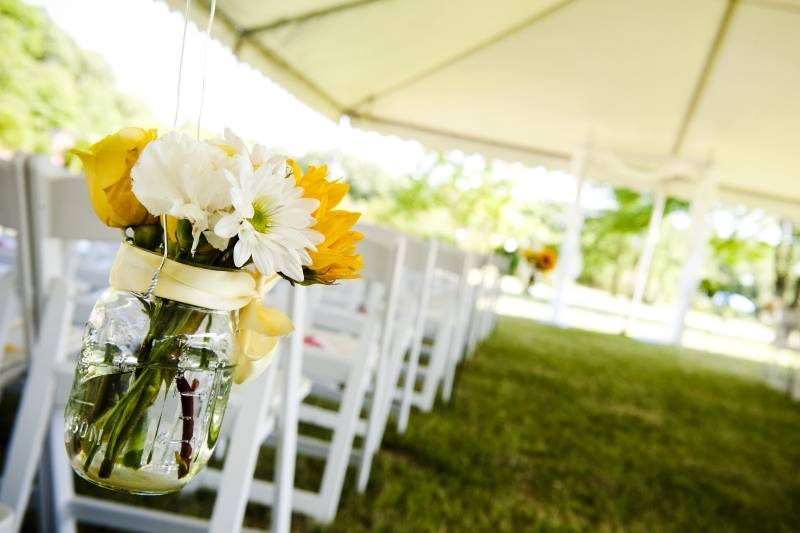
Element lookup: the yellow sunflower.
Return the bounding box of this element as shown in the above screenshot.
[289,160,363,284]
[534,249,557,272]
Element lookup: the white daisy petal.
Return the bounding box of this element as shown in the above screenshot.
[233,234,253,267]
[251,238,276,275]
[203,230,229,251]
[214,214,240,239]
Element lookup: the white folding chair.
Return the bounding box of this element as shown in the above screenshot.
[438,247,475,402]
[393,245,470,414]
[235,228,406,523]
[394,237,438,433]
[1,155,306,533]
[466,254,495,357]
[484,254,509,336]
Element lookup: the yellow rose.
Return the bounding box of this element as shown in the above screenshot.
[72,127,157,228]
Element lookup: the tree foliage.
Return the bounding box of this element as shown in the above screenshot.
[580,187,688,297]
[0,0,150,154]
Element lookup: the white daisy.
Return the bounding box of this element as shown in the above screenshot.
[131,132,237,252]
[214,155,323,280]
[221,127,271,168]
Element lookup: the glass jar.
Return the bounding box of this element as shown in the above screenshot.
[64,289,236,494]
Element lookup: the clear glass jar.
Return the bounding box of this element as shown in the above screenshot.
[64,289,236,494]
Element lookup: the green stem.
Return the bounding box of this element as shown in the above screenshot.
[93,303,206,479]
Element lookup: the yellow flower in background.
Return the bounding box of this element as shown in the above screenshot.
[534,249,557,272]
[289,160,363,284]
[72,127,157,228]
[521,248,537,263]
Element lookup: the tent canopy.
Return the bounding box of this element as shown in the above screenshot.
[172,0,800,213]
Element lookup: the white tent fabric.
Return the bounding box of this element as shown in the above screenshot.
[171,0,800,214]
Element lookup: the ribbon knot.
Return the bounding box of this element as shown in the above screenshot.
[109,243,293,384]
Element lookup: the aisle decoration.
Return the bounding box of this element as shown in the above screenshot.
[521,247,557,288]
[64,127,362,494]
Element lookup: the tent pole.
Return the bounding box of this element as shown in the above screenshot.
[667,173,716,344]
[551,144,588,326]
[623,186,667,335]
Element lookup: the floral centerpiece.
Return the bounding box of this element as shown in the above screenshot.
[64,127,361,494]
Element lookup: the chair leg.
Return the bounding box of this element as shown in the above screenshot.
[271,287,306,533]
[208,363,278,533]
[398,334,422,433]
[316,345,373,520]
[0,280,70,532]
[442,321,465,402]
[48,414,77,533]
[418,319,453,412]
[358,336,407,491]
[357,349,389,493]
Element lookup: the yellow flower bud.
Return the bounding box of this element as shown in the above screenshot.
[72,127,157,228]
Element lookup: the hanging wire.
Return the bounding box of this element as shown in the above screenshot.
[148,0,193,298]
[196,0,217,139]
[147,0,219,297]
[172,0,192,130]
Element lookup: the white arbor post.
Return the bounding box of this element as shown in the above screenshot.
[551,146,588,326]
[668,174,716,344]
[623,187,667,334]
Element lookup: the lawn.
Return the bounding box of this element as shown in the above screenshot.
[307,317,800,532]
[5,316,800,532]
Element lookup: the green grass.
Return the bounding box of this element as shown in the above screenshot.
[306,317,800,532]
[5,317,800,532]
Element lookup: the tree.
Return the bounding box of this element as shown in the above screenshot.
[580,187,687,297]
[0,0,151,155]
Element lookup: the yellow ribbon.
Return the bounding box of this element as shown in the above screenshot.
[109,243,293,384]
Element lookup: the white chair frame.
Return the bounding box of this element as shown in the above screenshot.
[226,228,406,523]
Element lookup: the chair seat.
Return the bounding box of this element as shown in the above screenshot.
[422,300,454,337]
[270,373,313,415]
[303,327,377,385]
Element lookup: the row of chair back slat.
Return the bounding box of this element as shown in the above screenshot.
[436,245,467,275]
[0,158,26,231]
[0,156,38,351]
[27,156,118,242]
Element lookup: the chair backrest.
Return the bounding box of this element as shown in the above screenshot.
[0,156,36,360]
[356,230,407,364]
[435,245,473,293]
[25,156,119,310]
[492,254,511,274]
[0,157,27,231]
[402,236,438,323]
[435,245,475,352]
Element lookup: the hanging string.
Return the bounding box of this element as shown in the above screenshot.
[148,0,192,298]
[196,0,217,139]
[147,0,218,297]
[172,0,192,130]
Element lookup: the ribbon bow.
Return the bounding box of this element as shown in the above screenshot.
[109,243,293,384]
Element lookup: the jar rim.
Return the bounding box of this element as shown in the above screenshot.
[122,241,243,273]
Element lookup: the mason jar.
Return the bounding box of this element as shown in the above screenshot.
[64,288,236,494]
